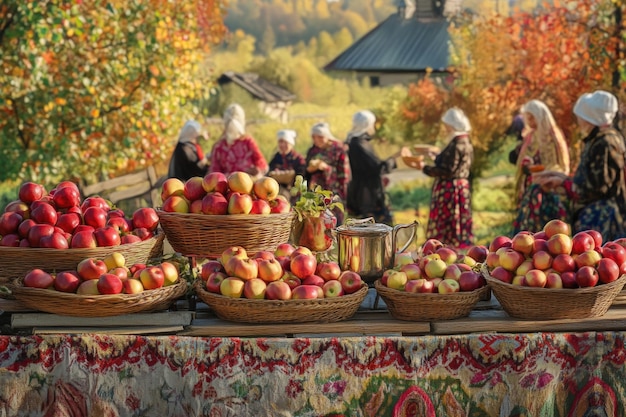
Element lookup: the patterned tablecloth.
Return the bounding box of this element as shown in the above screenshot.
[0,332,624,416]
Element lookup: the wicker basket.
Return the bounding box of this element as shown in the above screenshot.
[194,280,368,324]
[10,279,187,317]
[483,272,626,320]
[402,155,424,169]
[268,170,296,185]
[374,280,490,321]
[158,210,295,258]
[0,234,164,286]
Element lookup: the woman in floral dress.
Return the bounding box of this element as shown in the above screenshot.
[268,129,306,201]
[413,108,474,249]
[210,103,268,179]
[536,90,626,240]
[512,100,570,233]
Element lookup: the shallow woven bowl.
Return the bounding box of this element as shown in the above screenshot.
[194,280,368,324]
[10,279,187,317]
[0,234,164,287]
[483,271,626,320]
[374,280,490,321]
[157,210,295,258]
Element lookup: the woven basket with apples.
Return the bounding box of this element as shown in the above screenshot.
[157,171,294,258]
[9,251,187,317]
[194,244,368,324]
[483,219,626,320]
[374,241,490,321]
[0,180,164,288]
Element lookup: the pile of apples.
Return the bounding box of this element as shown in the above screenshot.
[200,243,364,300]
[161,171,291,215]
[22,252,179,295]
[0,180,160,249]
[486,219,625,289]
[379,238,489,294]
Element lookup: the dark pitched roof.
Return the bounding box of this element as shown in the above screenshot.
[218,71,296,102]
[324,14,450,73]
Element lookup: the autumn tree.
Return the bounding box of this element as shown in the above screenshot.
[0,0,226,185]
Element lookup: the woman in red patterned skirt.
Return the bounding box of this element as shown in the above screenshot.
[410,108,474,249]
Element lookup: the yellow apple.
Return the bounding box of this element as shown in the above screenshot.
[104,252,126,271]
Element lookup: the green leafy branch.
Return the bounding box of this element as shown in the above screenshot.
[290,175,344,221]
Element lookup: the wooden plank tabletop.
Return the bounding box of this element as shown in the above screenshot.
[180,311,431,337]
[11,311,194,328]
[431,305,626,335]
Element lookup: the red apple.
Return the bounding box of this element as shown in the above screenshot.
[338,270,363,294]
[257,258,283,282]
[54,270,82,293]
[322,280,344,297]
[280,272,301,290]
[489,235,512,253]
[276,255,291,272]
[597,257,620,284]
[227,171,254,194]
[485,252,500,269]
[94,226,121,247]
[532,250,553,270]
[458,270,483,292]
[225,257,258,281]
[227,192,253,215]
[602,242,626,266]
[532,238,549,255]
[290,254,317,279]
[220,246,247,266]
[443,263,463,281]
[466,245,489,263]
[552,254,576,273]
[250,199,271,215]
[80,196,110,212]
[400,263,422,280]
[0,234,20,247]
[269,196,291,214]
[561,271,578,288]
[77,258,108,280]
[56,212,81,234]
[511,232,535,255]
[30,202,57,225]
[139,266,165,290]
[70,230,97,249]
[189,199,203,214]
[421,238,444,255]
[274,243,296,258]
[543,219,571,238]
[23,268,54,289]
[183,176,207,202]
[316,261,342,281]
[110,266,130,281]
[515,259,534,276]
[121,234,142,245]
[97,273,123,295]
[132,207,159,232]
[83,206,108,229]
[17,218,36,238]
[265,280,292,300]
[27,223,55,247]
[301,274,325,287]
[200,260,225,281]
[291,284,321,300]
[498,248,525,272]
[162,195,189,213]
[438,278,461,293]
[490,266,514,284]
[583,229,603,248]
[571,232,596,255]
[206,271,227,293]
[161,177,185,201]
[201,192,228,215]
[106,216,131,234]
[292,246,314,258]
[0,212,23,236]
[525,269,547,288]
[575,265,599,288]
[19,182,46,204]
[243,278,267,299]
[546,233,573,256]
[52,185,81,209]
[40,231,69,249]
[435,247,458,265]
[405,278,434,293]
[202,172,229,194]
[545,272,563,289]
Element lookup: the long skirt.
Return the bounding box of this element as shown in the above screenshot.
[513,184,569,234]
[426,178,473,249]
[574,199,626,241]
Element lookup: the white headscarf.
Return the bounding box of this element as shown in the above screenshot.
[442,107,471,134]
[347,110,376,138]
[277,129,297,146]
[178,120,202,143]
[223,103,246,144]
[311,122,336,140]
[223,103,246,127]
[574,90,618,127]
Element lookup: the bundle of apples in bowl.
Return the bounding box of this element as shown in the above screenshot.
[194,243,368,324]
[157,171,294,258]
[9,251,187,317]
[374,239,490,321]
[0,180,164,288]
[483,219,626,320]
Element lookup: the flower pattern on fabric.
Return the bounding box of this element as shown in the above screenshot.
[2,332,624,416]
[426,178,473,248]
[210,136,268,176]
[305,141,350,200]
[513,184,569,234]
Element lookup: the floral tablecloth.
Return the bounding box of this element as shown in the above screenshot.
[0,332,624,416]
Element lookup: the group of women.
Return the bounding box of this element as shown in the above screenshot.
[168,89,626,250]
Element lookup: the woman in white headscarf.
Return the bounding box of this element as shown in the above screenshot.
[345,110,402,225]
[411,107,474,248]
[167,120,210,181]
[210,103,268,178]
[268,129,307,201]
[305,122,350,201]
[535,90,626,239]
[512,99,570,233]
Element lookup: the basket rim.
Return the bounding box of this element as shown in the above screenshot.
[483,270,626,294]
[157,209,295,221]
[374,279,489,300]
[195,279,368,306]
